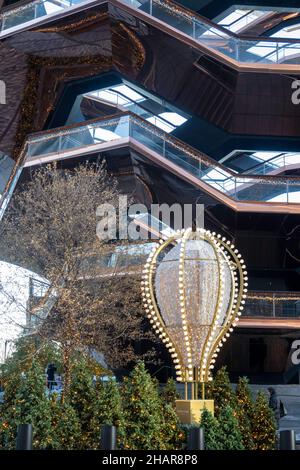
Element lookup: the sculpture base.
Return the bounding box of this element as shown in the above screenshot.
[175,399,214,425]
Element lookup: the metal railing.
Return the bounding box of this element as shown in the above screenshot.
[242,153,300,176]
[2,112,300,223]
[1,0,300,66]
[244,292,300,318]
[23,112,300,205]
[27,251,300,322]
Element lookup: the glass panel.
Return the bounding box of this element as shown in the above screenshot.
[218,9,271,34]
[0,154,14,196]
[152,1,194,37]
[1,3,38,30]
[1,0,300,66]
[234,179,289,202]
[27,135,61,157]
[240,39,300,64]
[0,165,22,220]
[165,141,201,176]
[130,120,164,155]
[59,130,91,150]
[27,116,129,158]
[0,0,76,32]
[244,294,300,318]
[22,114,300,208]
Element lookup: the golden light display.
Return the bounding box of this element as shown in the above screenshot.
[141,228,247,409]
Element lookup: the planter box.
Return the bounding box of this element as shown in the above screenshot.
[175,399,214,425]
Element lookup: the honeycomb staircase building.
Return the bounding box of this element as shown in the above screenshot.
[1,0,300,390]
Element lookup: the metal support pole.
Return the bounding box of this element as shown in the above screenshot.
[184,381,188,400]
[235,40,239,62]
[16,424,33,450]
[280,430,295,450]
[187,427,205,450]
[100,425,117,450]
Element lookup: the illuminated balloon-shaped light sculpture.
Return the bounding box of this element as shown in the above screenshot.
[141,228,247,423]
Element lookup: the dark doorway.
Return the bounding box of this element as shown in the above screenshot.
[249,337,267,373]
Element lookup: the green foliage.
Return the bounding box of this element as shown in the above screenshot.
[208,367,237,416]
[236,376,254,409]
[0,337,62,398]
[69,358,99,449]
[252,391,276,450]
[235,377,255,450]
[0,341,279,451]
[200,405,244,450]
[200,408,221,450]
[122,362,165,450]
[161,403,186,450]
[122,362,183,450]
[96,379,125,448]
[50,397,81,450]
[1,361,53,449]
[205,369,277,450]
[160,378,180,408]
[218,405,244,450]
[97,379,123,427]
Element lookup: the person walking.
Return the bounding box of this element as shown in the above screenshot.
[46,363,57,390]
[268,387,280,426]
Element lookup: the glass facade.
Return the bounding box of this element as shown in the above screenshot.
[1,0,300,65]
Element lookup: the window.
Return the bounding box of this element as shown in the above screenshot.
[223,150,300,174]
[218,9,271,33]
[84,83,188,134]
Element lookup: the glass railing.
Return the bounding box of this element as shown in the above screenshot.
[0,153,18,220]
[24,113,300,205]
[0,153,14,196]
[29,261,300,320]
[0,0,86,32]
[244,292,300,318]
[243,153,300,176]
[1,0,300,66]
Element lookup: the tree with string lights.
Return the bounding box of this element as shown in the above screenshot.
[122,362,183,450]
[252,391,276,450]
[160,377,180,408]
[0,360,53,449]
[200,408,221,450]
[69,358,100,449]
[0,163,154,397]
[122,362,165,450]
[218,405,244,450]
[206,366,237,416]
[50,396,81,450]
[96,378,125,448]
[235,376,255,450]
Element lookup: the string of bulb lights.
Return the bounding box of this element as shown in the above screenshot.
[141,228,247,399]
